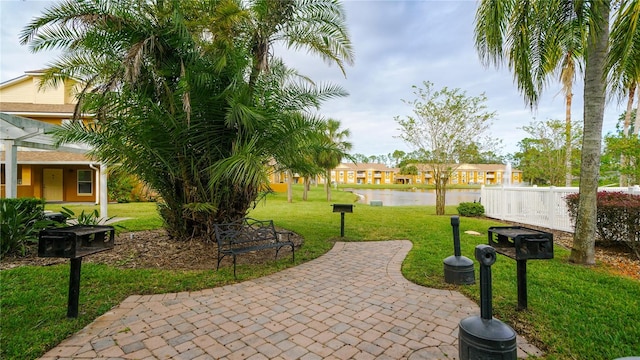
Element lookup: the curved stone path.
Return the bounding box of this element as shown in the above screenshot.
[40,240,542,359]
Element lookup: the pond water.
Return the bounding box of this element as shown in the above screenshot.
[345,188,481,206]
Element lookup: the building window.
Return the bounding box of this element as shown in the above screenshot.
[77,170,93,195]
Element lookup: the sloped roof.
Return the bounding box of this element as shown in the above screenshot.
[337,163,398,172]
[414,163,521,173]
[0,150,93,163]
[0,102,78,115]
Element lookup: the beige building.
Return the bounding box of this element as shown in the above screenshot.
[271,162,521,187]
[330,163,397,185]
[330,163,521,186]
[1,70,102,202]
[417,163,522,185]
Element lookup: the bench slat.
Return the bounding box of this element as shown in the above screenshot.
[214,217,295,278]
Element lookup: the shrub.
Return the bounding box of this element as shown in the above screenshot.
[457,202,485,217]
[108,169,136,203]
[565,191,640,258]
[60,207,113,225]
[0,198,47,256]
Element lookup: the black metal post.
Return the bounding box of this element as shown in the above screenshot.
[459,245,517,359]
[516,259,528,310]
[451,216,461,257]
[340,212,345,237]
[67,257,82,318]
[475,245,496,320]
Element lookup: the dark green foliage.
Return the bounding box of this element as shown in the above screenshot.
[22,0,351,240]
[0,198,47,256]
[565,191,640,258]
[399,164,418,175]
[107,168,136,203]
[60,207,112,226]
[601,114,640,186]
[456,201,485,217]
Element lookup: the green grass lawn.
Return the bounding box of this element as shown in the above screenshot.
[2,186,639,359]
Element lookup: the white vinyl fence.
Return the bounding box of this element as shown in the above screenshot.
[481,185,640,233]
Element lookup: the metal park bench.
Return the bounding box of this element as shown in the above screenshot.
[213,218,295,278]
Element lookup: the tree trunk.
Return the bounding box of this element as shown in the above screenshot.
[325,169,332,201]
[623,84,635,135]
[303,176,308,201]
[287,170,293,203]
[634,86,640,135]
[435,177,446,215]
[570,1,609,265]
[565,92,573,187]
[620,84,635,186]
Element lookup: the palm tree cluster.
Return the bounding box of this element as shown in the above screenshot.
[21,0,354,240]
[474,0,639,264]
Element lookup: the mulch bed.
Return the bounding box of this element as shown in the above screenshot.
[0,229,304,271]
[1,226,638,281]
[507,222,640,281]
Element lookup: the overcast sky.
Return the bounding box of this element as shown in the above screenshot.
[1,0,624,158]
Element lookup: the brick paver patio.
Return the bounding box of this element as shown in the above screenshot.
[40,240,543,359]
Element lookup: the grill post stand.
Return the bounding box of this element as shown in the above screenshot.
[331,204,354,237]
[517,260,527,310]
[38,225,115,318]
[487,226,553,311]
[68,258,83,318]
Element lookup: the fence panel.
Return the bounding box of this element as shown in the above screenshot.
[481,186,640,233]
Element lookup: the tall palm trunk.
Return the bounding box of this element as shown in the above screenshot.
[623,84,636,135]
[570,1,610,265]
[620,83,636,186]
[564,91,573,186]
[287,170,294,203]
[634,87,640,135]
[325,169,332,201]
[302,176,309,201]
[561,54,577,187]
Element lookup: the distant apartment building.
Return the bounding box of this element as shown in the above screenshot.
[331,163,396,185]
[332,163,521,186]
[272,162,521,187]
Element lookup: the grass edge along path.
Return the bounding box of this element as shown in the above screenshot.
[1,188,639,359]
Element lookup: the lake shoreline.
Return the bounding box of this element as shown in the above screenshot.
[343,188,482,206]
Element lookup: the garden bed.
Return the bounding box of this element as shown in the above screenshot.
[1,226,637,281]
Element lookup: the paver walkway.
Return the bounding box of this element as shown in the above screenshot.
[40,240,542,359]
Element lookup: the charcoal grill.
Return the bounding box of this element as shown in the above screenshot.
[38,225,115,317]
[487,226,553,310]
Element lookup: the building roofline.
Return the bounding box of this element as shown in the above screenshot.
[0,74,30,88]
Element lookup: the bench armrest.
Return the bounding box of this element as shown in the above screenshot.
[276,230,293,243]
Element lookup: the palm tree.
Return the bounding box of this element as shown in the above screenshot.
[315,119,352,201]
[608,0,640,134]
[476,0,584,187]
[474,0,611,265]
[21,0,351,240]
[545,2,587,187]
[244,0,354,88]
[607,0,640,186]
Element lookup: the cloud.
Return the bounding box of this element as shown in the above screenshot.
[1,0,624,158]
[0,1,61,81]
